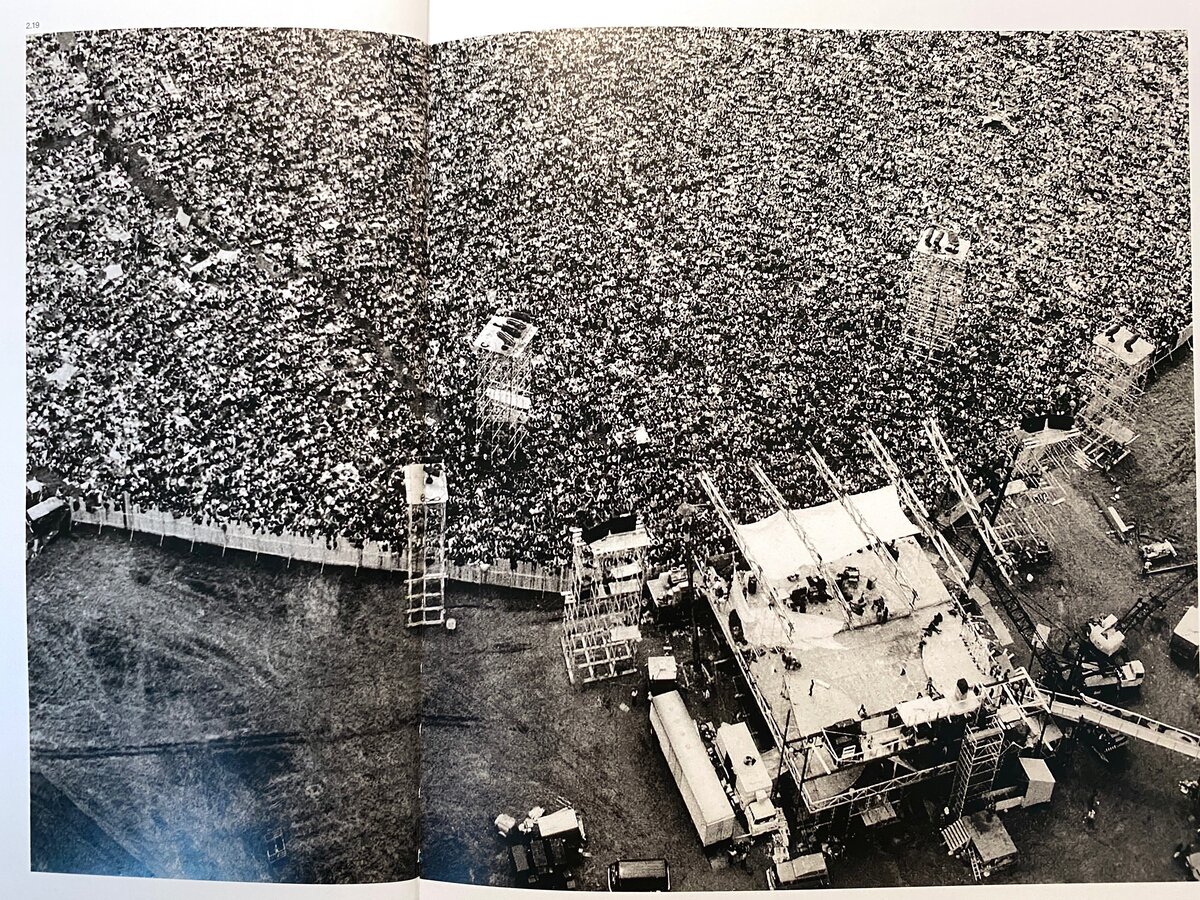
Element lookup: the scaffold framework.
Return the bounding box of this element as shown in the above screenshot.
[403,463,447,628]
[924,418,1018,583]
[560,517,653,685]
[1073,324,1154,469]
[863,427,971,588]
[807,446,923,612]
[948,717,1004,819]
[472,310,538,459]
[749,462,857,627]
[900,225,971,360]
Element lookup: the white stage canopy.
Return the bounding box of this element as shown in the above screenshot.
[735,486,920,582]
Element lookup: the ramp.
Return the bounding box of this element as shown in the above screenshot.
[1049,695,1200,760]
[941,818,972,854]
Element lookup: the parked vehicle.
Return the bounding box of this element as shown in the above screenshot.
[608,858,670,891]
[767,853,829,889]
[714,721,779,836]
[649,691,736,846]
[1079,659,1145,693]
[1171,606,1199,664]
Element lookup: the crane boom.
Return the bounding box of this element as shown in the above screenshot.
[863,427,970,588]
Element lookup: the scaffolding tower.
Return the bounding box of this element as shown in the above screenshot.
[560,516,653,685]
[948,717,1005,820]
[1075,324,1153,469]
[900,225,971,359]
[472,310,538,459]
[403,463,447,628]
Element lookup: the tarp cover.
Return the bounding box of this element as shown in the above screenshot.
[735,486,920,581]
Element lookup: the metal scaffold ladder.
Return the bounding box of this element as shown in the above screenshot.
[403,464,447,628]
[948,718,1004,819]
[941,818,972,854]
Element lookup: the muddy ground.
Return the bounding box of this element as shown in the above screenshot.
[26,538,421,883]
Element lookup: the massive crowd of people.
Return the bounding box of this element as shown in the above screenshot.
[427,28,1190,566]
[28,28,1190,570]
[27,28,429,543]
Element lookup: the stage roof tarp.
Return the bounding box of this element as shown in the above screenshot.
[735,486,920,581]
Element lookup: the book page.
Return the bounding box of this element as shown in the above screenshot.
[14,1,429,897]
[421,1,1197,897]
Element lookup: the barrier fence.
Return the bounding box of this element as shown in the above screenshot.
[68,497,569,594]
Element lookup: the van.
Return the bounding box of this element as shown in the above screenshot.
[767,853,829,889]
[608,858,670,891]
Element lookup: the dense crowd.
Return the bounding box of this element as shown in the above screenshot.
[27,28,1190,570]
[426,28,1190,565]
[27,28,429,543]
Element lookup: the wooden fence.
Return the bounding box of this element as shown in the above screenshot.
[67,497,569,594]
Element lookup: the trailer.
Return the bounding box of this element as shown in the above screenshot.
[1171,606,1199,665]
[649,691,736,847]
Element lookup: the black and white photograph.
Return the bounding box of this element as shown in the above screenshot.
[20,12,1200,897]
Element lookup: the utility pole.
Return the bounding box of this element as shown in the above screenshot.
[676,501,702,669]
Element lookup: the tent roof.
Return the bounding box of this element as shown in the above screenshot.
[735,486,920,583]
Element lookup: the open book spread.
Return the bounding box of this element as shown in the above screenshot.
[23,17,1199,895]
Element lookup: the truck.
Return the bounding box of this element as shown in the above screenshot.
[714,721,779,836]
[1078,659,1145,693]
[608,858,670,891]
[649,691,736,847]
[767,853,829,889]
[1171,606,1199,665]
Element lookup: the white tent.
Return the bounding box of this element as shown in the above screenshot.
[735,486,920,582]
